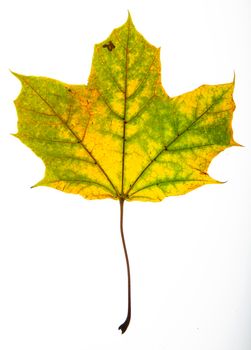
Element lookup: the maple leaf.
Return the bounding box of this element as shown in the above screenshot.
[13,14,238,333]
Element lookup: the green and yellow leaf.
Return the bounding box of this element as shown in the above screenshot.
[13,14,237,202]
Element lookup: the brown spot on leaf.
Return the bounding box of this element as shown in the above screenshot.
[103,41,115,51]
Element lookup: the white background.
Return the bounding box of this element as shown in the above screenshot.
[0,0,250,349]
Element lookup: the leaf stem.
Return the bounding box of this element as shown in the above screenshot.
[118,198,131,334]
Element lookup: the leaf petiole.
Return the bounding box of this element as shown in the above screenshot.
[118,199,131,334]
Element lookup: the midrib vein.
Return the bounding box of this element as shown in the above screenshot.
[121,20,130,197]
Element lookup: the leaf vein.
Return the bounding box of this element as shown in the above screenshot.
[130,179,210,196]
[19,76,119,196]
[45,179,115,195]
[97,90,124,120]
[127,48,159,99]
[126,90,232,197]
[97,51,125,93]
[128,94,156,122]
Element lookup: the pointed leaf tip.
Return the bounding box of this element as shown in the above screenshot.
[233,71,236,85]
[10,133,19,140]
[126,11,133,25]
[232,140,243,147]
[11,71,25,82]
[10,70,19,79]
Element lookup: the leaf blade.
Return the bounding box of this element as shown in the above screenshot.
[13,16,238,202]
